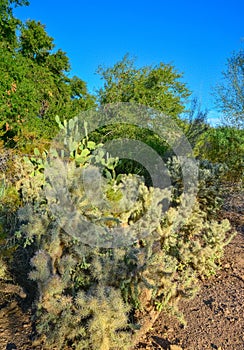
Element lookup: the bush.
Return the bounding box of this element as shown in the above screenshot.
[195,126,244,183]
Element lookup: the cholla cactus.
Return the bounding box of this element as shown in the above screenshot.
[14,120,235,349]
[0,257,7,280]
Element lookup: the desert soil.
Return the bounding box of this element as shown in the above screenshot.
[0,185,243,350]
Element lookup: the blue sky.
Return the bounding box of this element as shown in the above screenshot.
[14,0,244,124]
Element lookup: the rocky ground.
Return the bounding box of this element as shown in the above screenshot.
[0,185,243,350]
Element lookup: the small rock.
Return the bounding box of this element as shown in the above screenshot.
[170,345,183,350]
[223,263,230,269]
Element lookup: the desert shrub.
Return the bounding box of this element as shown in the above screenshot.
[167,156,228,219]
[195,126,244,183]
[12,118,235,349]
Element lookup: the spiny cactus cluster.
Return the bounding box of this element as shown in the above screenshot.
[10,118,234,349]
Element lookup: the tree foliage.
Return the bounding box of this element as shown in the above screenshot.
[0,0,95,149]
[97,54,190,119]
[214,49,244,129]
[93,56,191,180]
[0,0,29,47]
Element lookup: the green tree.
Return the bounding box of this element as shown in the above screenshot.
[19,19,55,61]
[0,0,29,48]
[93,55,191,180]
[97,54,190,119]
[0,0,95,150]
[214,49,244,129]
